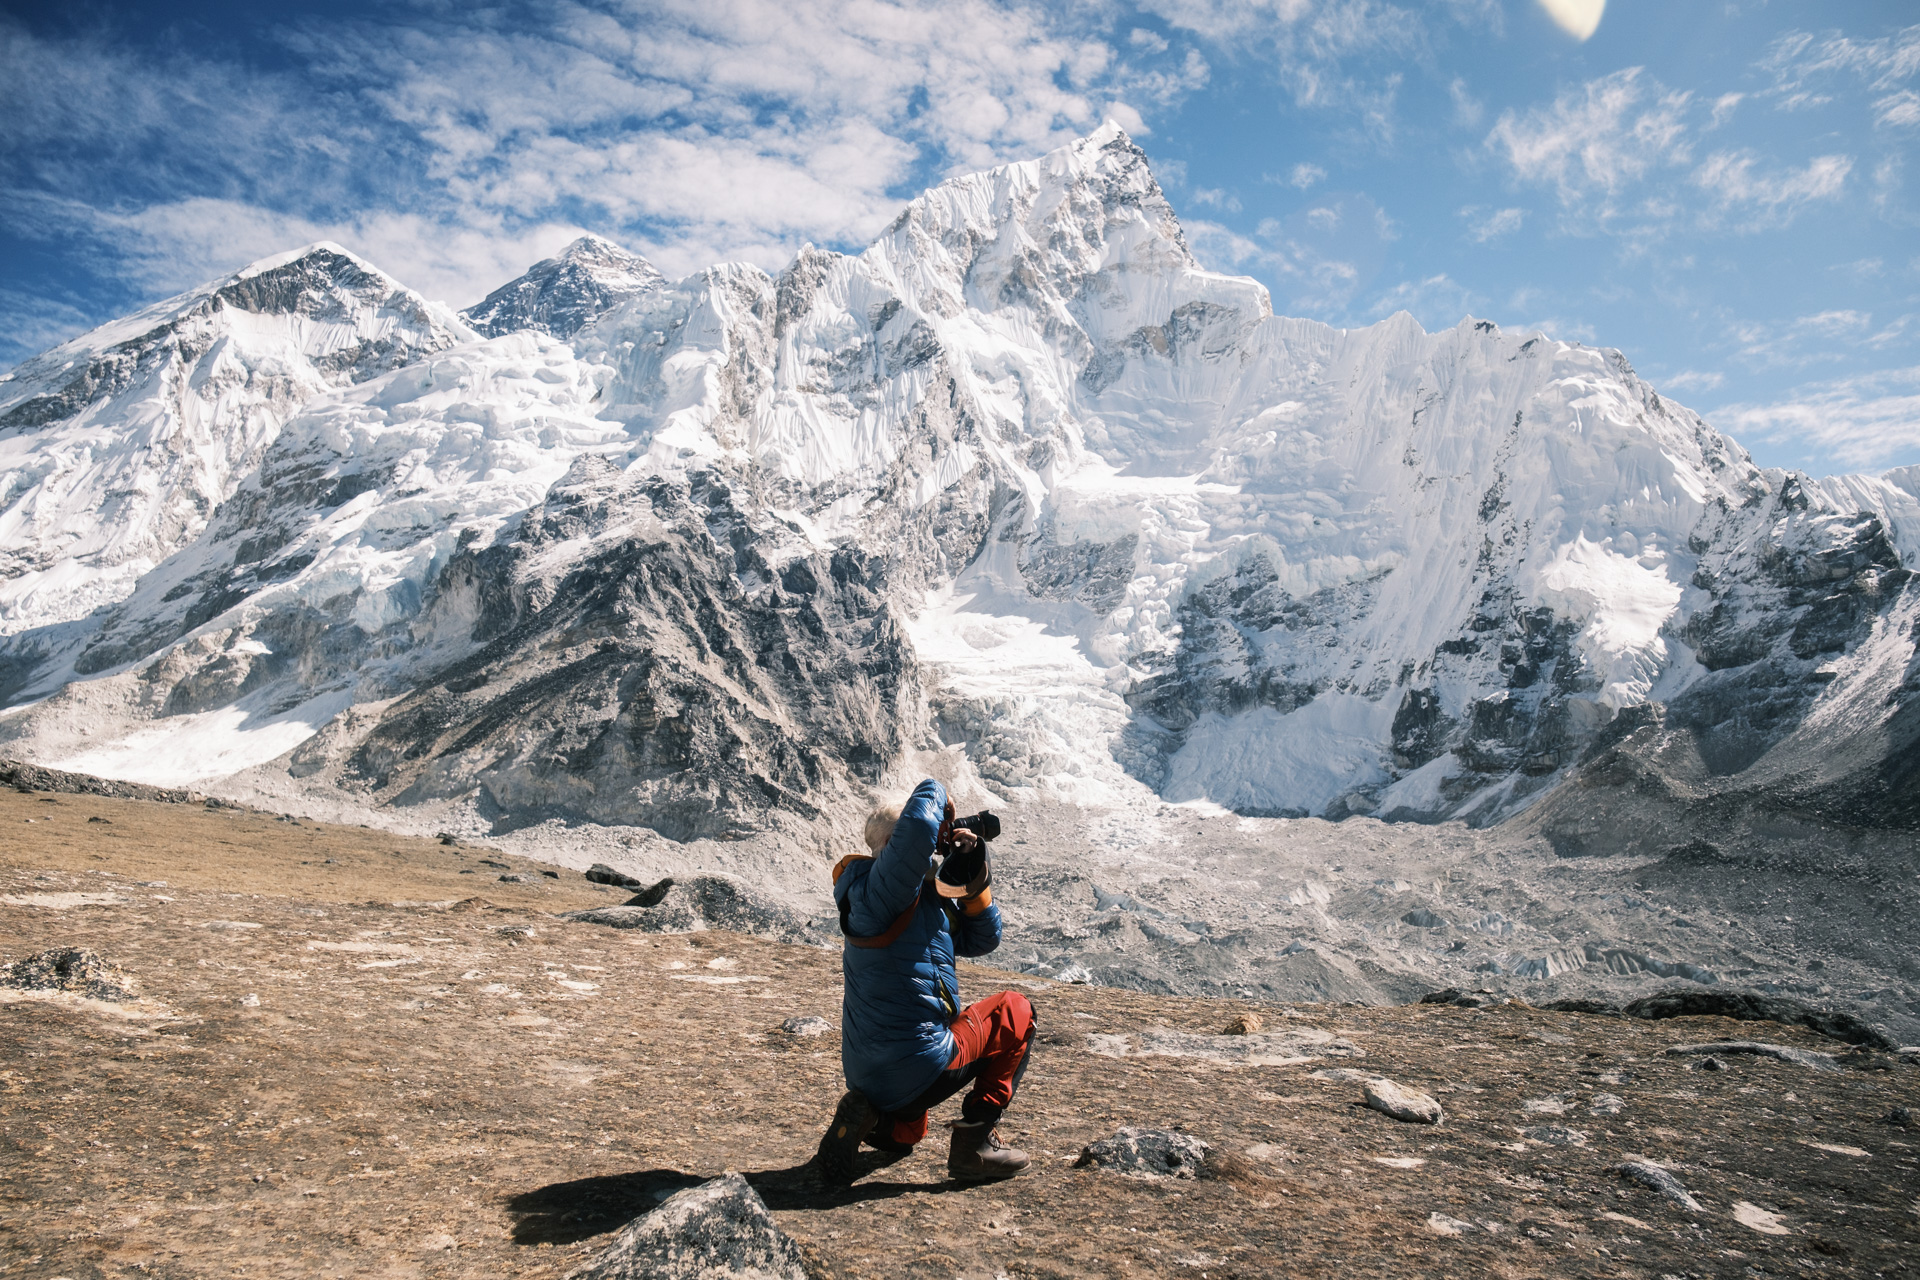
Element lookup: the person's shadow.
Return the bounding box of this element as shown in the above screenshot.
[504,1153,975,1246]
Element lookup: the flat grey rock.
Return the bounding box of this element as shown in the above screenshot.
[1522,1124,1587,1146]
[1074,1128,1210,1179]
[563,1172,806,1280]
[1664,1040,1837,1071]
[1363,1077,1445,1124]
[780,1016,831,1037]
[1612,1161,1702,1212]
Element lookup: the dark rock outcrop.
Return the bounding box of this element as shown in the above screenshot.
[562,1173,808,1280]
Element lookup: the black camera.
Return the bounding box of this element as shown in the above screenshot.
[936,809,1000,897]
[946,809,1001,847]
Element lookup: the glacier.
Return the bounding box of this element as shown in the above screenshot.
[0,122,1914,855]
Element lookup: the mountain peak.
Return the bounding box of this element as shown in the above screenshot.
[464,235,665,340]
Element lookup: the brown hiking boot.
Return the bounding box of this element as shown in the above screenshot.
[813,1089,878,1185]
[947,1122,1030,1181]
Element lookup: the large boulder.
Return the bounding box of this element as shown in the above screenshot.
[1074,1128,1211,1179]
[564,1173,807,1280]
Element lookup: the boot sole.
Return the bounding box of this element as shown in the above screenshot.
[947,1161,1031,1182]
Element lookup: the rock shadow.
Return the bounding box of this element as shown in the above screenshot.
[505,1154,967,1246]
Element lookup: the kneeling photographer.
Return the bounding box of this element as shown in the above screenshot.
[813,778,1034,1184]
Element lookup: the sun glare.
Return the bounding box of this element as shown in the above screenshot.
[1538,0,1605,41]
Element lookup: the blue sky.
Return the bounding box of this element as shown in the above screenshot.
[1,0,1915,475]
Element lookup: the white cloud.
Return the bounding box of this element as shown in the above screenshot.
[1289,162,1326,189]
[1691,151,1852,229]
[1189,188,1242,211]
[1,1,1233,353]
[1366,273,1482,330]
[1659,369,1726,393]
[1760,25,1920,100]
[1709,92,1744,128]
[1485,68,1692,217]
[1460,205,1525,242]
[1137,0,1492,136]
[1877,90,1920,128]
[1712,366,1920,471]
[1449,78,1483,128]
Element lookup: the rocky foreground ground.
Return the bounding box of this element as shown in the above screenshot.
[2,786,1917,1279]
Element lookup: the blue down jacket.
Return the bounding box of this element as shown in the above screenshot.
[835,777,1003,1112]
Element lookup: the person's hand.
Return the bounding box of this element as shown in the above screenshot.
[948,828,981,854]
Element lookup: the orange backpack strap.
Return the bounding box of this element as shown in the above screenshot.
[833,851,921,949]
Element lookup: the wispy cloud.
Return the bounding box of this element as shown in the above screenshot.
[1459,205,1525,242]
[1659,369,1726,393]
[1485,68,1692,219]
[1486,65,1856,238]
[1712,366,1920,471]
[1138,0,1493,139]
[1691,150,1852,228]
[1758,24,1920,103]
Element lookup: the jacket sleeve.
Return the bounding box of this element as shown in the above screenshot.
[841,777,945,937]
[949,901,1002,957]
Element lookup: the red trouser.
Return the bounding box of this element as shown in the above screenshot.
[880,990,1034,1146]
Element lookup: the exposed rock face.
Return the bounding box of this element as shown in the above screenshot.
[463,235,665,340]
[563,1173,809,1280]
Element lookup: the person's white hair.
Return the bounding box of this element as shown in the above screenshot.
[863,803,901,853]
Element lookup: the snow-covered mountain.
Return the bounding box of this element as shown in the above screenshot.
[461,234,664,339]
[0,124,1914,849]
[0,246,470,638]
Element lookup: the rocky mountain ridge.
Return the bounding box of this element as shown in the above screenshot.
[0,123,1912,855]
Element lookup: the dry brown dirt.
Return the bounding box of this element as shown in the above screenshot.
[1,786,1916,1280]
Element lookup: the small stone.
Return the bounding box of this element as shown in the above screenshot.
[1612,1161,1702,1212]
[498,874,529,884]
[1664,1040,1837,1071]
[1401,909,1446,928]
[1883,1106,1915,1129]
[780,1016,831,1037]
[1074,1128,1211,1179]
[1426,1212,1474,1236]
[1587,1093,1625,1116]
[1696,1055,1725,1071]
[540,869,559,879]
[1222,1011,1263,1035]
[1521,1125,1587,1146]
[586,863,646,888]
[1731,1201,1791,1235]
[563,1172,805,1280]
[437,833,459,846]
[1363,1077,1445,1125]
[238,993,260,1008]
[87,815,110,824]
